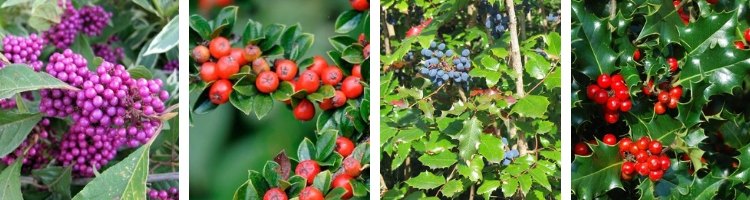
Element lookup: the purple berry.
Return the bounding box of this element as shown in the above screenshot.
[44,0,82,49]
[79,5,111,36]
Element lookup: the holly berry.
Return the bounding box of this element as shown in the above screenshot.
[594,90,608,104]
[706,0,718,4]
[649,170,663,181]
[635,151,649,163]
[669,86,683,99]
[597,74,611,89]
[633,49,642,62]
[745,29,750,43]
[299,187,324,200]
[667,57,679,72]
[649,141,663,155]
[275,59,298,81]
[352,64,362,78]
[654,102,666,115]
[349,0,369,12]
[736,41,746,50]
[621,171,633,181]
[322,67,344,85]
[308,56,328,76]
[200,62,218,82]
[343,157,362,177]
[667,98,679,109]
[636,137,651,150]
[586,85,600,100]
[243,44,262,62]
[297,70,321,93]
[331,174,354,199]
[293,99,315,121]
[620,100,632,112]
[192,45,210,63]
[332,90,347,108]
[622,161,635,175]
[618,138,633,154]
[336,137,355,157]
[643,80,654,96]
[341,76,363,99]
[657,91,670,104]
[603,133,617,145]
[256,71,280,94]
[217,56,240,79]
[295,160,321,185]
[604,111,619,124]
[637,162,650,176]
[648,156,661,170]
[209,79,232,104]
[209,37,231,58]
[606,97,620,111]
[252,58,271,74]
[659,156,671,170]
[263,188,288,200]
[574,142,590,156]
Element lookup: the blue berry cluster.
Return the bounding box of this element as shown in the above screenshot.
[418,41,471,88]
[485,12,509,39]
[501,137,520,166]
[546,12,560,22]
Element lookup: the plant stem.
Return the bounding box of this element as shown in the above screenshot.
[505,0,529,156]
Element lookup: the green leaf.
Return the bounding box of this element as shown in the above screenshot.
[308,85,335,102]
[0,64,76,99]
[391,142,411,170]
[417,151,457,169]
[271,81,295,101]
[571,1,617,78]
[253,95,274,119]
[1,0,30,8]
[230,92,253,115]
[511,95,550,118]
[315,130,337,160]
[478,134,504,163]
[31,166,72,199]
[571,143,623,200]
[297,138,315,161]
[329,36,357,52]
[214,6,238,36]
[457,156,484,182]
[189,14,212,39]
[312,170,332,193]
[0,161,22,199]
[454,117,482,161]
[341,44,364,64]
[441,180,463,198]
[72,141,150,200]
[334,10,362,33]
[477,180,501,195]
[242,18,264,45]
[132,0,160,17]
[634,0,684,46]
[144,16,179,55]
[0,112,42,157]
[404,172,445,190]
[127,66,153,79]
[262,161,281,187]
[546,32,561,56]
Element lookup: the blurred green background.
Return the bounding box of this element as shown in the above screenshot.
[189,0,355,199]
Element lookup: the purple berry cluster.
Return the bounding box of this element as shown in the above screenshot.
[40,49,90,117]
[0,119,56,172]
[57,125,119,177]
[44,1,82,49]
[0,99,16,109]
[163,60,178,72]
[1,34,45,71]
[148,187,179,200]
[93,43,124,63]
[79,5,112,36]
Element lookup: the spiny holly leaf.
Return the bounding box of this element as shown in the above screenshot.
[453,117,482,162]
[677,10,735,55]
[676,81,708,128]
[677,41,750,99]
[654,160,692,198]
[675,171,725,199]
[404,172,445,190]
[732,143,750,182]
[624,113,683,145]
[571,0,617,78]
[635,0,684,45]
[441,180,463,198]
[571,143,623,199]
[637,179,657,199]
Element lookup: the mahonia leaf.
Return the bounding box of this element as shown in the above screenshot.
[453,117,482,162]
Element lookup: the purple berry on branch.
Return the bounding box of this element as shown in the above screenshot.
[79,5,112,36]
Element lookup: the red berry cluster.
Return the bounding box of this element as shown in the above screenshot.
[264,137,361,200]
[617,136,670,182]
[738,28,750,49]
[673,0,690,25]
[586,73,632,124]
[641,79,683,115]
[193,37,365,121]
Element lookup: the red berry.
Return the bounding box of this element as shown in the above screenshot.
[319,98,334,110]
[263,188,288,200]
[611,74,624,86]
[332,90,347,108]
[648,156,661,170]
[352,64,362,78]
[586,85,601,100]
[322,67,344,85]
[349,0,369,12]
[209,37,231,58]
[209,79,232,104]
[658,91,670,104]
[745,29,750,43]
[275,59,298,81]
[297,70,321,93]
[619,138,633,153]
[594,90,608,104]
[614,88,630,101]
[643,80,654,96]
[636,162,650,176]
[667,57,679,72]
[341,76,363,99]
[621,171,633,181]
[252,58,271,74]
[654,102,666,115]
[217,56,240,79]
[603,133,617,145]
[629,145,640,155]
[200,62,218,82]
[669,86,683,99]
[637,137,651,150]
[299,187,324,200]
[343,157,362,177]
[620,100,632,112]
[736,41,746,50]
[604,111,619,124]
[243,44,262,62]
[597,74,611,89]
[331,174,354,199]
[633,49,642,62]
[256,71,280,94]
[574,142,590,156]
[636,151,649,163]
[660,156,671,170]
[336,137,355,157]
[649,141,663,155]
[192,45,210,63]
[295,160,321,185]
[622,161,635,175]
[606,97,620,112]
[649,170,663,181]
[229,48,248,66]
[308,56,328,76]
[293,99,315,121]
[668,98,679,109]
[706,0,718,4]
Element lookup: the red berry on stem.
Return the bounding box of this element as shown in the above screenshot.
[594,90,609,104]
[343,157,362,177]
[256,71,280,94]
[668,98,679,109]
[322,67,344,85]
[660,156,671,170]
[299,187,324,200]
[621,171,633,181]
[649,141,663,155]
[341,76,363,99]
[332,90,347,108]
[670,86,683,99]
[331,174,354,199]
[633,49,642,62]
[604,111,619,124]
[319,98,334,110]
[209,37,231,58]
[336,137,355,157]
[619,138,633,153]
[668,57,679,72]
[297,70,321,93]
[209,79,232,104]
[200,62,218,82]
[295,160,321,185]
[654,102,667,114]
[275,59,298,81]
[217,56,240,79]
[349,0,369,12]
[263,188,288,200]
[636,151,649,163]
[648,156,661,170]
[586,85,601,100]
[620,100,632,112]
[293,99,315,121]
[736,41,746,50]
[192,45,210,63]
[649,170,663,181]
[229,48,248,66]
[606,97,620,112]
[243,45,262,62]
[308,56,328,76]
[658,91,670,104]
[597,74,611,89]
[637,137,651,150]
[603,133,617,145]
[252,58,271,74]
[622,161,635,175]
[637,162,650,175]
[352,64,362,78]
[643,80,654,96]
[574,142,590,156]
[744,29,750,43]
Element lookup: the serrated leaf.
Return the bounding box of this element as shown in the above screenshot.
[454,117,482,161]
[405,172,445,190]
[511,95,550,118]
[571,143,623,200]
[417,151,457,169]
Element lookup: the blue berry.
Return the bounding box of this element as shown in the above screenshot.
[462,49,470,57]
[438,43,446,50]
